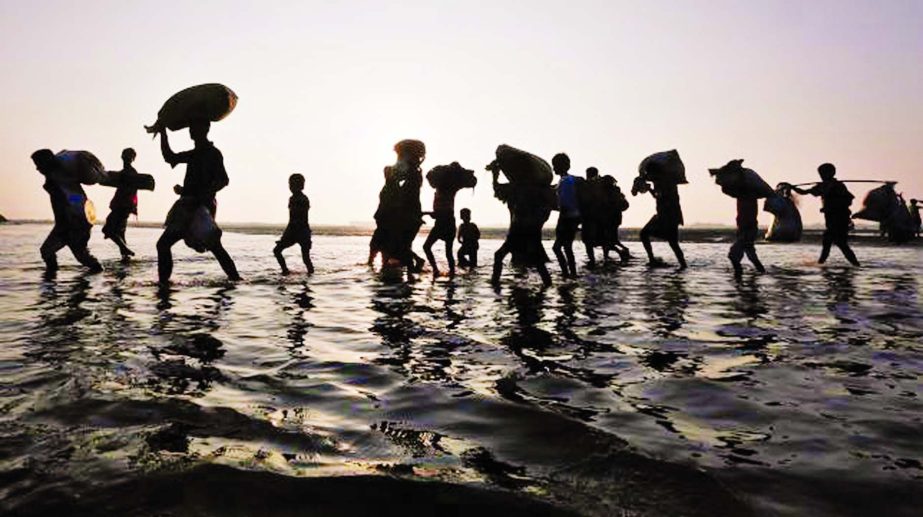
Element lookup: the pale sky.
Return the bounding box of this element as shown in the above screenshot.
[1,0,921,227]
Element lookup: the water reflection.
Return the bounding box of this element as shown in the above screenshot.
[148,286,235,395]
[641,272,689,336]
[280,281,313,352]
[28,275,93,363]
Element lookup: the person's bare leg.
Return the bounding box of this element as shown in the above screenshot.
[536,263,552,287]
[552,239,569,278]
[744,245,765,273]
[212,240,241,281]
[492,244,510,285]
[728,240,744,278]
[669,237,687,270]
[156,231,183,284]
[640,230,656,264]
[585,243,596,268]
[300,244,314,274]
[273,243,290,275]
[70,244,102,273]
[836,239,860,266]
[818,234,833,264]
[445,239,455,278]
[564,243,577,277]
[423,233,440,277]
[40,231,65,273]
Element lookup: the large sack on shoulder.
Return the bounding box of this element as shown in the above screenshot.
[56,150,105,185]
[146,83,237,133]
[427,162,477,190]
[709,159,774,199]
[853,184,900,222]
[763,189,802,242]
[639,150,687,184]
[488,145,553,185]
[184,206,221,253]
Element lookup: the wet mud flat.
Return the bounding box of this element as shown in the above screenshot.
[1,224,921,516]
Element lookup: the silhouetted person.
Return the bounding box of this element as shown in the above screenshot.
[102,148,139,261]
[580,167,608,267]
[489,165,553,287]
[392,140,427,280]
[911,199,921,238]
[273,173,314,275]
[369,166,399,266]
[787,163,860,266]
[601,175,631,262]
[422,163,474,278]
[31,149,102,274]
[155,122,240,283]
[551,153,581,278]
[457,208,480,268]
[636,168,687,269]
[728,196,766,277]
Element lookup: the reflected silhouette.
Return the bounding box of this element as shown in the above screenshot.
[499,286,554,375]
[369,283,418,378]
[280,281,314,351]
[149,285,235,395]
[733,275,765,319]
[640,271,689,336]
[823,267,857,306]
[30,275,93,359]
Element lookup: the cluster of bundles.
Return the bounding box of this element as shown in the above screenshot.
[709,159,775,199]
[854,183,916,243]
[763,186,803,242]
[638,150,687,185]
[426,162,477,190]
[488,145,553,185]
[146,83,238,133]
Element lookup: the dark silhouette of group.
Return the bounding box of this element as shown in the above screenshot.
[36,129,915,288]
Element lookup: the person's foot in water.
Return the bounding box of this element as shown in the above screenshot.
[648,256,669,268]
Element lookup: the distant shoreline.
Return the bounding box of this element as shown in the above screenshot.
[3,219,919,246]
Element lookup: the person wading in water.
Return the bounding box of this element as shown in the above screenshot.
[155,121,240,284]
[785,163,860,266]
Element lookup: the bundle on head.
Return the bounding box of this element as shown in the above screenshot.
[426,162,477,190]
[489,144,553,185]
[639,150,687,185]
[709,159,774,199]
[145,83,237,134]
[394,139,426,163]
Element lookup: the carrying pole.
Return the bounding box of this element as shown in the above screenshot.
[789,180,895,187]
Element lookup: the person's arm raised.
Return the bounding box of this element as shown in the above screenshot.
[159,128,180,167]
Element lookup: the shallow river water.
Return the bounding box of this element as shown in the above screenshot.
[1,223,921,516]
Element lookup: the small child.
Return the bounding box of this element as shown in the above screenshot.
[273,174,314,275]
[456,208,480,268]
